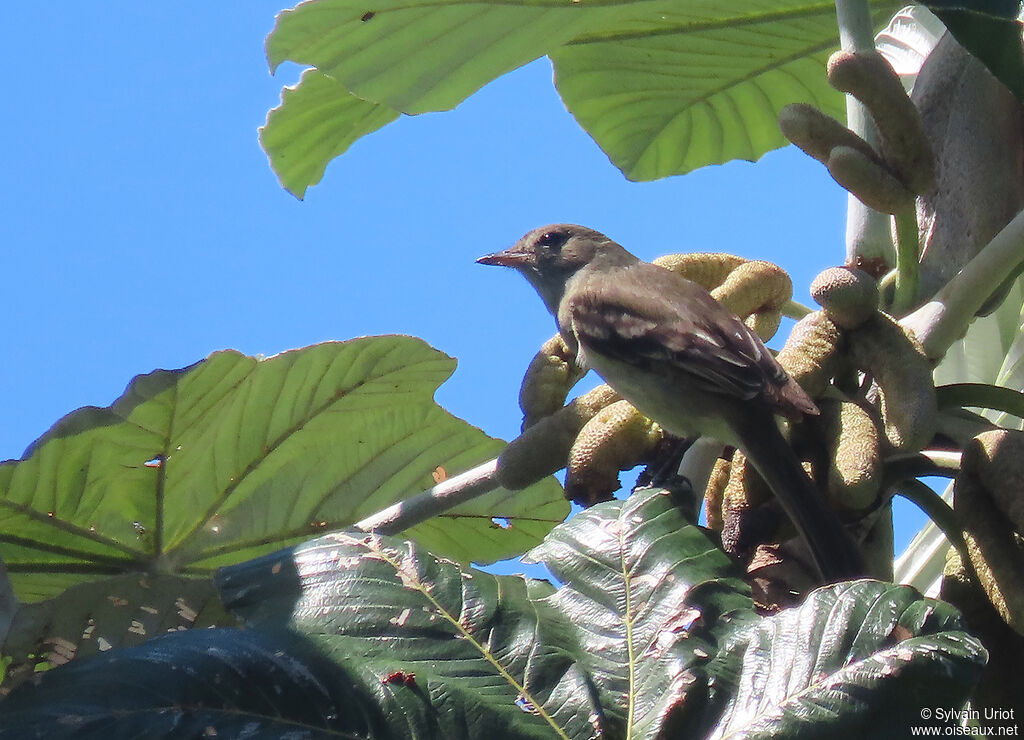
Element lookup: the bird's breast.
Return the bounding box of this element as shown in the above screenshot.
[578,343,741,447]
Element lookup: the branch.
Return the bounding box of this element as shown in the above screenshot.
[937,383,1024,422]
[783,299,813,319]
[355,385,623,535]
[901,207,1024,359]
[355,459,500,535]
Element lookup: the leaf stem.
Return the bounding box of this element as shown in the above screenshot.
[891,478,971,567]
[782,299,813,319]
[890,205,920,315]
[937,383,1024,421]
[883,449,962,484]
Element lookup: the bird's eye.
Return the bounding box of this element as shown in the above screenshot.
[536,231,568,249]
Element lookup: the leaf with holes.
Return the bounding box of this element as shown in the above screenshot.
[0,489,988,737]
[531,493,984,735]
[261,0,904,193]
[215,487,984,737]
[0,337,568,601]
[0,574,231,695]
[0,628,389,739]
[216,531,598,739]
[215,488,755,738]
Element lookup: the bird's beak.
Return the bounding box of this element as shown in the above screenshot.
[476,247,534,268]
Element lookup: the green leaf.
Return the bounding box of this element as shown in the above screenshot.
[218,532,595,740]
[262,0,903,189]
[0,628,381,739]
[707,580,987,738]
[903,278,1024,593]
[524,487,754,735]
[0,490,986,737]
[218,487,755,739]
[0,338,568,601]
[935,276,1024,430]
[266,0,624,114]
[550,1,900,181]
[0,574,230,694]
[936,381,1024,421]
[923,1,1024,100]
[216,487,983,737]
[261,68,400,198]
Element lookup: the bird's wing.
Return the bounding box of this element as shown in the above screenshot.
[566,264,788,402]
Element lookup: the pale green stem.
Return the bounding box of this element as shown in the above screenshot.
[835,0,893,264]
[893,479,971,568]
[902,207,1024,359]
[877,268,896,302]
[783,299,813,319]
[891,205,920,315]
[835,0,877,51]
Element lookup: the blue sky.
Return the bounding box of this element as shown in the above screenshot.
[2,3,926,561]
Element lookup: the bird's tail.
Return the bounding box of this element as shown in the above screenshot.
[735,418,864,582]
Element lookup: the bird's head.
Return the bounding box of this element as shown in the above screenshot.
[477,224,615,312]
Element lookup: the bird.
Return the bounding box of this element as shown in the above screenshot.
[478,223,863,582]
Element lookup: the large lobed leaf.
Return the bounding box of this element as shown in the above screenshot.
[0,337,567,602]
[549,1,900,181]
[0,487,986,737]
[261,0,903,195]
